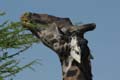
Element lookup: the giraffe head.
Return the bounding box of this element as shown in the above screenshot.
[21,12,96,60]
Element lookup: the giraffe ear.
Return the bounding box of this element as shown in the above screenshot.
[78,23,96,33]
[48,23,58,31]
[48,23,65,36]
[56,26,65,35]
[51,23,65,36]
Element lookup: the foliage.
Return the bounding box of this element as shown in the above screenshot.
[0,12,39,80]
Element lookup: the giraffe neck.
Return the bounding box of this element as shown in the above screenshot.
[61,59,92,80]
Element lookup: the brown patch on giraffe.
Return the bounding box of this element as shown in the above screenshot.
[67,70,77,77]
[64,66,81,80]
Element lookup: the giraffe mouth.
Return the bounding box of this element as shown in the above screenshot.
[21,12,48,31]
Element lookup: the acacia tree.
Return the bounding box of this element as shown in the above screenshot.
[0,12,39,80]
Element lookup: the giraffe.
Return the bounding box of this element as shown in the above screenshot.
[21,12,96,80]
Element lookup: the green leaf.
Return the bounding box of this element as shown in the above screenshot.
[0,77,3,80]
[0,12,40,80]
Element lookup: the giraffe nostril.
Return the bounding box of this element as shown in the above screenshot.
[24,19,28,23]
[21,17,28,23]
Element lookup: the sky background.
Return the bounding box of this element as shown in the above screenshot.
[0,0,120,80]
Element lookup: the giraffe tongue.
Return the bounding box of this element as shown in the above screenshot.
[70,50,81,63]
